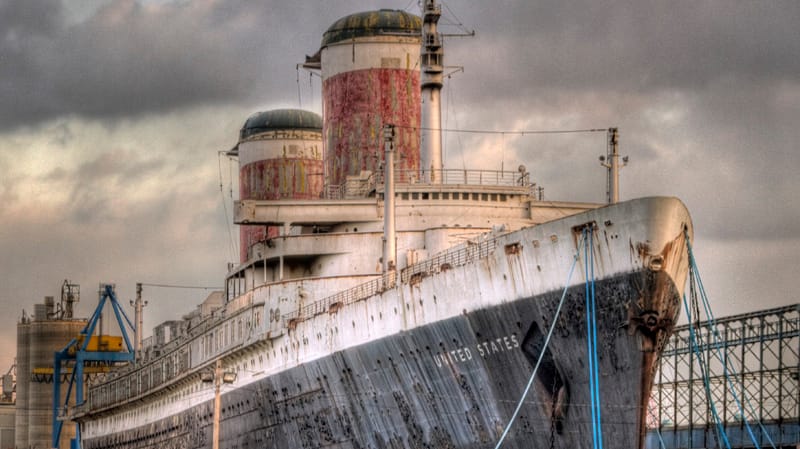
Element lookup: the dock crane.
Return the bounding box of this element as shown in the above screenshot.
[52,284,135,449]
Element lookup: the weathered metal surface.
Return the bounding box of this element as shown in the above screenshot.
[323,68,421,187]
[237,110,324,263]
[240,109,323,140]
[320,10,421,48]
[239,159,324,202]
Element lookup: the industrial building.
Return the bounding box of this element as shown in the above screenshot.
[15,284,86,449]
[1,369,14,449]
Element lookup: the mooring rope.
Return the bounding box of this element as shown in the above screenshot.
[493,232,587,449]
[585,228,604,449]
[685,233,775,449]
[683,290,733,449]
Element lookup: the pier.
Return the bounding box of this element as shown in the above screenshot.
[647,304,799,449]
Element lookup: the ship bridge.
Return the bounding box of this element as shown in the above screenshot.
[234,168,599,231]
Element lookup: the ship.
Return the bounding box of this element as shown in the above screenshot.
[68,3,693,449]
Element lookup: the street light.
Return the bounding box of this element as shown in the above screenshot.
[202,360,237,449]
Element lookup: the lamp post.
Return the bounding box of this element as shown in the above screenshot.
[203,360,237,449]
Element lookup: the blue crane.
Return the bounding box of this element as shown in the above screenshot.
[52,284,136,449]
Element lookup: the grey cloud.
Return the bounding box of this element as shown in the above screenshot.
[0,1,332,130]
[446,1,800,107]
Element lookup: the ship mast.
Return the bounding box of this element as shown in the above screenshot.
[599,127,628,204]
[420,0,444,183]
[383,124,397,272]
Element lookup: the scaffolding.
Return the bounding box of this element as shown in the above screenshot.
[647,304,799,448]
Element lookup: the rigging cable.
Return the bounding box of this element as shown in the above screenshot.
[444,71,466,170]
[296,64,303,108]
[139,283,222,290]
[393,123,607,136]
[217,152,237,262]
[309,72,314,110]
[683,283,732,449]
[493,232,586,449]
[685,233,775,449]
[229,156,239,258]
[441,1,473,35]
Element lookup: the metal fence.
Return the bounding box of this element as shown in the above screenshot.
[647,304,799,449]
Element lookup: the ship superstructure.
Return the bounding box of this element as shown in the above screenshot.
[69,5,692,449]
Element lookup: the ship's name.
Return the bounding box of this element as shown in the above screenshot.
[432,334,520,368]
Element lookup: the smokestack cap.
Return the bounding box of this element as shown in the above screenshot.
[320,10,421,48]
[239,109,322,140]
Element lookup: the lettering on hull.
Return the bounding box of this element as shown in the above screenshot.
[432,334,520,368]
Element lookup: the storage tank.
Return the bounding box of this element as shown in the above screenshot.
[15,317,30,449]
[26,317,85,449]
[237,109,323,262]
[309,10,422,187]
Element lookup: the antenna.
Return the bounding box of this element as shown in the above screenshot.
[60,280,80,319]
[130,283,149,360]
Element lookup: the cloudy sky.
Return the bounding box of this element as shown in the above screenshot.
[1,0,798,371]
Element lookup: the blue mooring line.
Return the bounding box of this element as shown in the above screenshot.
[492,232,586,449]
[685,234,775,449]
[585,229,603,449]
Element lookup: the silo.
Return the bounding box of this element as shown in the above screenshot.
[27,318,85,449]
[15,318,30,449]
[237,109,323,262]
[309,10,422,188]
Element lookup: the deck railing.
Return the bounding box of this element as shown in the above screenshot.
[282,273,397,323]
[324,169,532,199]
[400,238,497,284]
[282,236,499,324]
